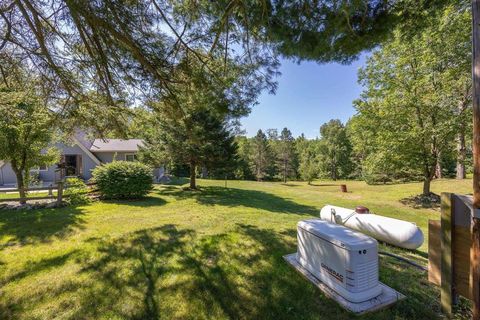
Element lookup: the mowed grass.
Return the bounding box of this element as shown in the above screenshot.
[0,191,57,200]
[0,178,473,319]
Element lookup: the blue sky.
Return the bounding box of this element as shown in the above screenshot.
[240,54,367,139]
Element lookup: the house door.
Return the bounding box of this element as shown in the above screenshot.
[64,155,82,177]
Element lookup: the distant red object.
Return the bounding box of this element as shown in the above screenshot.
[355,206,370,214]
[340,184,347,193]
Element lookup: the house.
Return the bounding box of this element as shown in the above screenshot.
[0,132,164,187]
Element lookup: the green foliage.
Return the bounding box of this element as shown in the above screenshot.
[27,171,42,187]
[298,141,319,184]
[174,0,442,64]
[136,54,252,189]
[64,177,90,205]
[92,161,153,199]
[349,4,471,194]
[361,152,422,185]
[276,128,297,182]
[139,108,237,188]
[250,130,274,181]
[233,136,255,180]
[0,56,59,199]
[317,120,353,180]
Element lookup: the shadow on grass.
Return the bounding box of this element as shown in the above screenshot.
[66,224,343,319]
[282,183,300,187]
[156,186,318,215]
[101,195,167,208]
[1,223,446,319]
[0,206,86,248]
[162,177,190,186]
[0,250,80,286]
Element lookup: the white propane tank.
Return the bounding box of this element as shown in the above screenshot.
[319,205,424,250]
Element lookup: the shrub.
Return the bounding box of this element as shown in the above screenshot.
[92,161,153,199]
[28,171,42,187]
[64,177,90,205]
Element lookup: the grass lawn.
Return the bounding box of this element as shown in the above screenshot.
[0,191,57,200]
[0,178,473,319]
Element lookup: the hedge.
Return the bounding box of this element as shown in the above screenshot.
[92,161,153,199]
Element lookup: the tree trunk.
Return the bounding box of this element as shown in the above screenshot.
[435,157,442,179]
[332,162,337,181]
[14,170,26,204]
[423,177,431,196]
[284,159,287,183]
[456,131,466,179]
[189,162,196,189]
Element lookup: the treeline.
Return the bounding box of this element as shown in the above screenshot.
[226,111,471,190]
[230,2,473,197]
[232,121,354,184]
[137,1,471,196]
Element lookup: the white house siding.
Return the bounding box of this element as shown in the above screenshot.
[153,167,165,179]
[53,143,98,181]
[0,142,99,186]
[0,163,17,186]
[0,140,166,186]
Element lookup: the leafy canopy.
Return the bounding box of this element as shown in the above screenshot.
[350,3,471,192]
[0,56,59,190]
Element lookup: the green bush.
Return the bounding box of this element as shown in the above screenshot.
[92,161,153,199]
[361,152,423,185]
[64,177,90,205]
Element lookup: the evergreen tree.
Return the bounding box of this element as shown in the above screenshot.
[137,54,245,189]
[266,128,280,178]
[251,130,272,181]
[139,108,237,189]
[277,128,296,183]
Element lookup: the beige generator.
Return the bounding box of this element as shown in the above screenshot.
[296,219,382,303]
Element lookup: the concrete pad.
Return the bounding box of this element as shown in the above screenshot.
[283,253,405,315]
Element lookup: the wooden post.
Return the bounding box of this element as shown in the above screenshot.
[472,216,480,320]
[441,193,454,317]
[472,0,480,318]
[56,181,63,205]
[48,184,53,197]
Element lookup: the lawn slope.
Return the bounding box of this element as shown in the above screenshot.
[0,179,472,319]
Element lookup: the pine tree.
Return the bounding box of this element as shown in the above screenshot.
[277,128,296,183]
[251,130,271,181]
[139,109,237,189]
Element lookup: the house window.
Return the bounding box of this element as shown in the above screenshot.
[125,154,138,162]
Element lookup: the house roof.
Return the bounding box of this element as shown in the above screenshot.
[89,139,144,152]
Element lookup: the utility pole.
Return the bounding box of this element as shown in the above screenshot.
[471,1,480,318]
